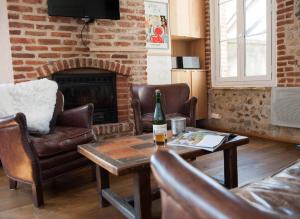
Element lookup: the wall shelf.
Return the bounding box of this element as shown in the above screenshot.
[169,0,207,119]
[171,69,207,119]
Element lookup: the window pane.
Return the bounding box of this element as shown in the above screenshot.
[245,0,267,77]
[245,34,267,76]
[219,0,237,41]
[245,0,266,36]
[220,40,238,78]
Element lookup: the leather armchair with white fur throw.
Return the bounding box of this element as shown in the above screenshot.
[0,79,96,207]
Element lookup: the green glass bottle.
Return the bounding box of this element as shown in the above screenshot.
[153,89,167,145]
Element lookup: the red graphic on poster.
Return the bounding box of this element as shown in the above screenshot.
[151,27,164,43]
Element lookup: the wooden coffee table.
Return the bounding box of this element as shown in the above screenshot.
[78,128,249,219]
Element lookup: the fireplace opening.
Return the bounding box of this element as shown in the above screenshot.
[52,68,118,124]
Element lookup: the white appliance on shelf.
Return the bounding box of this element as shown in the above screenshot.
[172,56,200,69]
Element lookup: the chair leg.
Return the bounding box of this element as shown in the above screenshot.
[9,179,17,190]
[31,183,44,207]
[91,164,96,181]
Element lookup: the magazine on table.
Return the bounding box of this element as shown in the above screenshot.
[167,130,235,152]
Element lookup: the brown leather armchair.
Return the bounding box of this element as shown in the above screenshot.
[151,150,298,219]
[131,83,197,135]
[0,92,96,207]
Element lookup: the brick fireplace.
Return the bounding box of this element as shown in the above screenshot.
[6,0,147,137]
[53,68,118,125]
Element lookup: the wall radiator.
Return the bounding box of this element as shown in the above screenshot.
[271,88,300,129]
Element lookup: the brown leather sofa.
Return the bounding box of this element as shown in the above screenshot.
[131,83,197,135]
[151,150,300,219]
[0,92,96,207]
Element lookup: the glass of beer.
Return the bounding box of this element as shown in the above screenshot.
[154,130,167,146]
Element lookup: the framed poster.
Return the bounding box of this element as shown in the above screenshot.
[145,1,169,49]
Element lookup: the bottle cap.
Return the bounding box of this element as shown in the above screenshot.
[155,89,161,96]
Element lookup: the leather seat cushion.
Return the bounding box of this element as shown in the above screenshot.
[142,113,191,132]
[30,126,95,158]
[234,160,300,218]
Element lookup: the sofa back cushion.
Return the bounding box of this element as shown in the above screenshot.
[235,160,300,218]
[131,83,190,115]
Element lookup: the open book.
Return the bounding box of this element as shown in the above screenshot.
[167,130,234,152]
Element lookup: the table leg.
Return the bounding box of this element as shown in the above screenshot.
[96,165,110,207]
[134,168,152,219]
[223,146,238,189]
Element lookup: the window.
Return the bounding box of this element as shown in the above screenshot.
[210,0,276,87]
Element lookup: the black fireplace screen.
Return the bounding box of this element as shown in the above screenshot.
[52,69,118,124]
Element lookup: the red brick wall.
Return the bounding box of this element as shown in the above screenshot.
[6,0,147,136]
[204,0,211,88]
[276,0,300,87]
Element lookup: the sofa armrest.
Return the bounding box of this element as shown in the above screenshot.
[57,104,94,129]
[151,150,276,219]
[181,96,197,127]
[0,113,40,183]
[131,98,143,135]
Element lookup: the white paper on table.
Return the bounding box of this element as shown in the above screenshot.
[195,135,225,148]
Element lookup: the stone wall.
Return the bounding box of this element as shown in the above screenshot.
[204,0,300,143]
[208,89,300,143]
[6,0,147,137]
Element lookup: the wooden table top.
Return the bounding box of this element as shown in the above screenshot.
[78,129,249,176]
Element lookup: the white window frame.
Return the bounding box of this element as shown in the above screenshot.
[210,0,277,88]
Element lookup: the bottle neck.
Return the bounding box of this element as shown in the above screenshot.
[155,96,161,104]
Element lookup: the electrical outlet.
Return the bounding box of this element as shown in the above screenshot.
[211,113,222,119]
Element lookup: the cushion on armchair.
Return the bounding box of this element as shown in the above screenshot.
[234,160,300,218]
[0,79,58,134]
[132,83,190,115]
[30,126,95,158]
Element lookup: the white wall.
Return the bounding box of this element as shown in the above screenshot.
[146,0,172,85]
[0,0,13,84]
[147,55,171,84]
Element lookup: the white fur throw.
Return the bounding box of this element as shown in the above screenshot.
[0,79,58,134]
